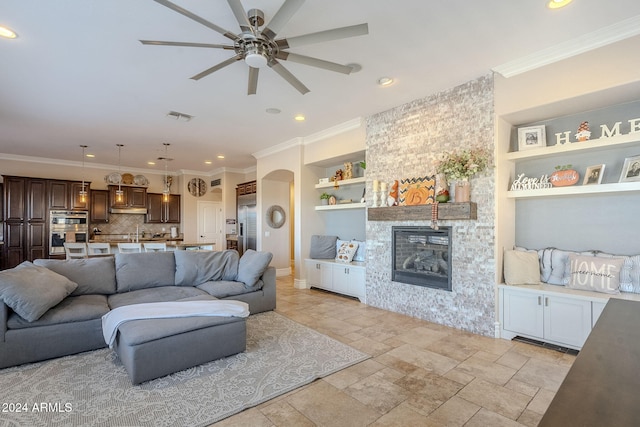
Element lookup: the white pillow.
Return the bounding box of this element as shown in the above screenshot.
[352,240,365,262]
[504,250,540,285]
[564,254,623,294]
[336,241,359,263]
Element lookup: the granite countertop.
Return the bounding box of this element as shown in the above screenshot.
[539,298,640,426]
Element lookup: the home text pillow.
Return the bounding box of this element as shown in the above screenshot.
[0,261,78,322]
[336,241,359,263]
[237,250,273,289]
[309,235,338,259]
[564,254,624,294]
[504,250,540,285]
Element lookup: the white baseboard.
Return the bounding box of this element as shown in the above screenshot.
[294,278,308,289]
[494,322,501,339]
[276,267,291,277]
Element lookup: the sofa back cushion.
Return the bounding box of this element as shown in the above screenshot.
[115,252,176,292]
[174,250,239,286]
[237,250,273,289]
[34,257,116,295]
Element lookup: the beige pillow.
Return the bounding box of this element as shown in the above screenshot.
[565,254,623,294]
[504,250,540,285]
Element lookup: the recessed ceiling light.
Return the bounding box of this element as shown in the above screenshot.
[147,161,156,165]
[205,160,212,164]
[547,0,573,9]
[265,108,281,114]
[377,77,394,87]
[0,26,18,39]
[86,154,95,158]
[294,114,306,122]
[217,155,225,159]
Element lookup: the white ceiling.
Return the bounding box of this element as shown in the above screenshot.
[2,0,640,174]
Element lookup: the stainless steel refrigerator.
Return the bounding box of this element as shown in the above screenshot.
[237,192,256,256]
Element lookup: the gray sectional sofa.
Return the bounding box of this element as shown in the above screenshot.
[0,249,275,369]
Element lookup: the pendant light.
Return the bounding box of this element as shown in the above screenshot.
[115,144,124,203]
[161,143,171,202]
[79,145,88,203]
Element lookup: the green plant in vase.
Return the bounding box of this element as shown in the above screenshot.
[320,192,331,205]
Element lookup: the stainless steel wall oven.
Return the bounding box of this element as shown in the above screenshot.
[49,210,89,255]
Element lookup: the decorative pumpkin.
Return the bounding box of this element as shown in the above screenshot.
[550,169,579,187]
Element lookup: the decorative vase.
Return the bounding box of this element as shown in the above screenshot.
[454,181,470,203]
[321,199,328,205]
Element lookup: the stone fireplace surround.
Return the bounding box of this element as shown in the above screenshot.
[365,75,496,337]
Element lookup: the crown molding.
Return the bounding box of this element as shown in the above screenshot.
[252,117,364,159]
[493,15,640,78]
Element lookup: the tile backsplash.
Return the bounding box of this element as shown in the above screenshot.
[91,214,176,239]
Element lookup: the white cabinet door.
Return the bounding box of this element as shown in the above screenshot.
[502,289,544,339]
[332,265,365,298]
[320,263,333,291]
[305,260,322,287]
[544,295,592,348]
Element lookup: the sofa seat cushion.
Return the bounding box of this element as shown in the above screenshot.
[7,294,109,329]
[108,286,208,309]
[174,250,239,286]
[115,252,176,292]
[196,280,251,298]
[117,315,245,347]
[34,257,116,295]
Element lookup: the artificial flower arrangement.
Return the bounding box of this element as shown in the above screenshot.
[436,147,490,182]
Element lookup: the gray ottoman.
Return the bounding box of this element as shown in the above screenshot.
[113,314,246,384]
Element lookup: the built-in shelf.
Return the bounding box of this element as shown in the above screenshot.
[315,176,366,189]
[315,202,366,211]
[367,203,477,221]
[505,132,640,162]
[507,182,640,199]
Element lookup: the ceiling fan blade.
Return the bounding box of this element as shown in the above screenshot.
[140,40,234,49]
[152,0,239,42]
[268,58,309,94]
[227,0,254,34]
[248,67,259,95]
[190,54,243,81]
[276,52,353,74]
[278,23,368,49]
[261,0,305,40]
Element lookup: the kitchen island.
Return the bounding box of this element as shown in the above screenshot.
[89,237,217,252]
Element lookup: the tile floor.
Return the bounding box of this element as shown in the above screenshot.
[215,276,575,426]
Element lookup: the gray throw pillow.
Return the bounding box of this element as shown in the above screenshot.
[34,257,116,295]
[237,250,273,289]
[0,261,78,322]
[174,250,239,286]
[310,235,338,259]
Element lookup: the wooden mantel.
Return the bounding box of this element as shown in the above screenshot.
[367,202,477,221]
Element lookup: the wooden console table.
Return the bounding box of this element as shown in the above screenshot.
[539,298,640,426]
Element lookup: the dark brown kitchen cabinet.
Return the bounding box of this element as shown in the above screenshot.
[90,190,109,223]
[146,193,180,223]
[50,180,90,211]
[109,186,147,209]
[2,176,47,269]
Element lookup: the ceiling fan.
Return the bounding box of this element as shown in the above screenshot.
[141,0,369,95]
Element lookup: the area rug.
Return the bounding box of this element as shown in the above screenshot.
[0,311,369,427]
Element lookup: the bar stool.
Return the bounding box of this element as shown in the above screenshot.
[87,242,111,256]
[117,243,142,253]
[143,242,167,252]
[64,243,88,259]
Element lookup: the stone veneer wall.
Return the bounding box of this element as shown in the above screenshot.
[365,75,496,337]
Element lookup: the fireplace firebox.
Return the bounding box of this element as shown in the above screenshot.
[392,226,452,291]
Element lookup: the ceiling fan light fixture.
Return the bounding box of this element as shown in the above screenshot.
[377,77,394,87]
[245,51,268,68]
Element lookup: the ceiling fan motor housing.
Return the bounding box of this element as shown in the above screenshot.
[247,9,265,28]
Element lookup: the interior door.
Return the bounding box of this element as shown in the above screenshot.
[197,201,223,250]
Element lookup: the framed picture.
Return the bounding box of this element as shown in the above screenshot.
[517,125,546,151]
[619,155,640,183]
[583,164,605,185]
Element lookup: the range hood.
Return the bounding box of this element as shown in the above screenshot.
[110,207,148,215]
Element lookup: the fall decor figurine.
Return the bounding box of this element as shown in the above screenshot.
[388,180,399,206]
[575,121,591,142]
